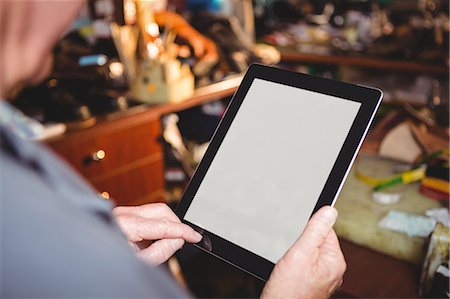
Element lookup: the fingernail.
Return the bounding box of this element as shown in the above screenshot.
[322,207,338,224]
[193,231,203,242]
[172,238,185,250]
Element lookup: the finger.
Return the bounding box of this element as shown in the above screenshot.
[119,215,202,243]
[295,206,338,252]
[138,238,185,265]
[113,203,181,223]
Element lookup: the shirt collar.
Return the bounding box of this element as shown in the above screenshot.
[0,100,45,139]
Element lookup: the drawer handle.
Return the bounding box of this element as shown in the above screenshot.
[100,191,110,200]
[91,150,106,162]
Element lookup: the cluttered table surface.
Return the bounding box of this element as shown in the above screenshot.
[332,111,449,298]
[335,160,432,298]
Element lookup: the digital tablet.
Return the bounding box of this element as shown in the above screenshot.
[176,63,382,281]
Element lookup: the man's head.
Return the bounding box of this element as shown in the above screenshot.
[0,0,84,99]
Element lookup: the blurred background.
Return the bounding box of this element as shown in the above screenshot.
[13,0,449,298]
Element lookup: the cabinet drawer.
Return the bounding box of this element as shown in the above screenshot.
[93,158,165,206]
[50,120,162,179]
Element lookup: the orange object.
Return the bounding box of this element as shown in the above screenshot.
[421,177,450,194]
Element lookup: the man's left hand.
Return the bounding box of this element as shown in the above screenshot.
[113,203,202,265]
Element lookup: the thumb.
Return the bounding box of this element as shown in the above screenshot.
[296,206,338,252]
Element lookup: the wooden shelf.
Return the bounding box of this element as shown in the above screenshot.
[47,76,242,142]
[281,51,449,75]
[116,75,243,118]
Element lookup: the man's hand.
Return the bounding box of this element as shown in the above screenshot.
[261,206,346,299]
[113,203,202,265]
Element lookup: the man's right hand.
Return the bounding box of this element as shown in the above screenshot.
[261,206,346,299]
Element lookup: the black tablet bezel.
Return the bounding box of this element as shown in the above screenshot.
[176,63,382,281]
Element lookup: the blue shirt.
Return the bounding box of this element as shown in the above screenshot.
[0,101,189,298]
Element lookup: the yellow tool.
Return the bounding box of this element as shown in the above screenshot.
[373,166,426,191]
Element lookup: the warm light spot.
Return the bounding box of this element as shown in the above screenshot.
[109,62,124,78]
[100,191,110,200]
[145,23,160,37]
[147,43,159,59]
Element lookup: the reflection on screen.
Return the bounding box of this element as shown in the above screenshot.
[184,79,361,263]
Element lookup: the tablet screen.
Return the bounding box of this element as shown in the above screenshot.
[184,78,361,263]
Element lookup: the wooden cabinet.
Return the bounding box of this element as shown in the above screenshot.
[51,120,162,179]
[49,113,166,206]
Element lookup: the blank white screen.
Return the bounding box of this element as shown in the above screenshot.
[185,79,361,263]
